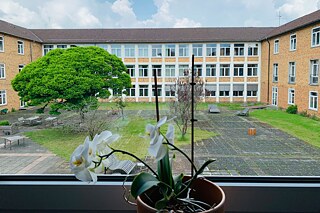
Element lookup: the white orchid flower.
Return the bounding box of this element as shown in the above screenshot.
[148,134,167,161]
[95,130,120,152]
[146,116,167,144]
[166,124,175,145]
[70,141,97,183]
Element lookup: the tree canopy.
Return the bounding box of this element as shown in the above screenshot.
[12,46,131,114]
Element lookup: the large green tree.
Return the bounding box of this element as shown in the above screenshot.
[12,46,131,118]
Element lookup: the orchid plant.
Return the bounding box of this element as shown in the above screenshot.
[70,116,215,212]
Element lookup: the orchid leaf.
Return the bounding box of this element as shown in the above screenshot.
[155,197,169,210]
[173,173,184,194]
[131,172,159,198]
[194,159,216,177]
[157,151,173,188]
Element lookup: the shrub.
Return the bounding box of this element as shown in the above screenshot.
[11,108,16,112]
[286,105,298,114]
[0,120,10,126]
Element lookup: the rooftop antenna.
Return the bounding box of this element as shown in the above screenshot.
[278,11,282,26]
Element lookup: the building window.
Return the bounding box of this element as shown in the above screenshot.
[274,39,279,54]
[111,45,121,57]
[20,99,26,108]
[247,64,258,76]
[0,36,4,52]
[126,65,135,77]
[18,64,24,73]
[0,64,5,79]
[247,84,258,97]
[220,64,230,76]
[288,62,296,84]
[290,34,297,51]
[288,88,295,105]
[138,45,149,57]
[205,84,216,97]
[179,65,189,76]
[206,44,217,56]
[192,44,203,57]
[124,45,135,58]
[233,84,244,97]
[165,65,175,77]
[152,45,162,57]
[44,45,54,55]
[57,44,67,49]
[248,44,258,56]
[310,60,319,85]
[233,64,244,77]
[311,27,320,47]
[273,63,278,82]
[272,87,278,106]
[152,85,162,96]
[165,85,175,97]
[220,44,230,56]
[309,91,318,110]
[138,65,148,77]
[179,44,189,57]
[194,64,202,76]
[139,85,149,96]
[219,84,230,96]
[0,90,6,105]
[234,44,244,56]
[18,41,24,54]
[152,65,162,77]
[126,86,136,97]
[206,64,216,76]
[165,44,175,57]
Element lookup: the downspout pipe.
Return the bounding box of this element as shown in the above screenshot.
[266,39,271,104]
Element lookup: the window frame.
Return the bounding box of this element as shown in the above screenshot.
[220,44,231,56]
[290,34,297,51]
[273,63,279,82]
[138,65,148,77]
[311,26,320,47]
[0,36,4,52]
[18,64,25,73]
[111,44,122,57]
[165,65,175,77]
[124,45,135,58]
[220,64,230,77]
[152,65,162,77]
[165,84,175,97]
[165,44,176,57]
[18,40,24,55]
[179,65,189,76]
[206,44,217,57]
[152,85,162,97]
[309,91,318,110]
[248,44,258,56]
[126,65,135,77]
[152,44,162,57]
[179,44,189,57]
[138,45,149,57]
[192,44,203,57]
[194,64,202,76]
[0,90,7,105]
[206,64,216,77]
[272,86,278,106]
[139,85,149,97]
[43,44,54,55]
[310,60,319,85]
[288,88,295,105]
[233,64,244,77]
[234,44,245,56]
[274,39,279,54]
[288,62,296,84]
[126,86,136,97]
[247,64,258,77]
[0,63,5,79]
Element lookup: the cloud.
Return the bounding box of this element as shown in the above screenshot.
[277,0,319,20]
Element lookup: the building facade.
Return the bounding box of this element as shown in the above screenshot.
[0,10,319,116]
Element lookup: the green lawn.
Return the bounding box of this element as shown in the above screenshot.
[250,109,320,148]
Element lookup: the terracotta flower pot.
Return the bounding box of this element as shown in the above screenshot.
[136,177,225,213]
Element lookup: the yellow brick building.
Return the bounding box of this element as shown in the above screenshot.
[0,10,319,116]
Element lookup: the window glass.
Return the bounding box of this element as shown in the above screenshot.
[125,45,135,57]
[290,34,297,50]
[234,44,244,56]
[233,64,244,76]
[0,64,5,79]
[288,62,296,83]
[205,84,216,96]
[192,44,203,57]
[126,86,136,97]
[310,60,319,84]
[111,44,121,57]
[18,41,24,54]
[152,85,162,96]
[179,44,189,57]
[247,64,258,76]
[206,44,217,56]
[220,64,230,76]
[219,84,230,96]
[206,64,216,76]
[165,84,175,96]
[273,63,278,82]
[312,27,320,47]
[0,90,6,105]
[165,44,175,57]
[139,85,149,96]
[57,45,67,49]
[152,45,162,57]
[44,45,54,55]
[233,84,244,97]
[152,65,162,77]
[220,44,230,56]
[248,44,258,56]
[309,91,318,110]
[138,45,149,57]
[126,65,135,77]
[274,39,279,54]
[0,36,4,51]
[288,88,295,104]
[165,65,175,77]
[179,65,189,76]
[139,65,148,77]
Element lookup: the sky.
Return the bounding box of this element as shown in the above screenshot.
[0,0,319,29]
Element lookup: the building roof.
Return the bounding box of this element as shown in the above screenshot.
[30,27,274,44]
[265,9,320,39]
[0,20,42,42]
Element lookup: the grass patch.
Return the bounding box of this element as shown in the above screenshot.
[250,109,320,148]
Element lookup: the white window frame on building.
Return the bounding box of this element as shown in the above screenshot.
[165,44,175,57]
[219,84,230,97]
[310,59,319,85]
[152,65,162,77]
[247,84,258,97]
[220,64,230,77]
[273,63,279,82]
[248,44,258,56]
[43,45,54,55]
[0,90,6,105]
[274,39,279,54]
[126,86,136,97]
[290,34,297,51]
[233,84,244,97]
[139,85,149,97]
[247,64,258,76]
[126,65,135,77]
[220,44,231,56]
[205,84,216,97]
[57,44,67,49]
[309,91,318,110]
[111,44,121,57]
[20,99,27,108]
[311,26,320,47]
[0,64,5,79]
[206,64,216,77]
[179,44,189,57]
[179,65,189,76]
[272,87,278,106]
[18,64,24,73]
[18,40,24,55]
[0,36,4,52]
[233,64,244,77]
[152,45,162,57]
[206,44,217,56]
[234,44,244,56]
[152,85,162,96]
[165,84,175,97]
[165,65,175,77]
[288,62,296,84]
[288,88,295,105]
[138,65,148,77]
[138,45,149,57]
[124,45,135,58]
[194,64,202,76]
[192,44,203,57]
